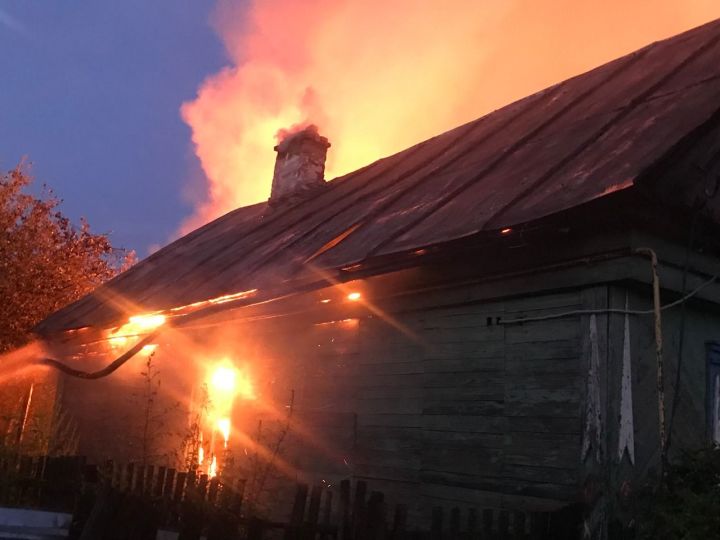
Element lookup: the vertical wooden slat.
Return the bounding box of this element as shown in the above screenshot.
[321,490,333,540]
[513,512,526,540]
[306,485,323,540]
[164,468,176,497]
[352,481,368,540]
[498,511,509,540]
[247,517,264,540]
[449,508,460,540]
[340,479,352,540]
[112,460,122,489]
[529,512,548,540]
[206,479,238,540]
[482,509,493,539]
[187,470,197,494]
[391,504,408,540]
[125,463,135,493]
[155,466,167,497]
[229,478,246,515]
[145,465,155,496]
[431,507,443,540]
[135,464,146,494]
[34,455,46,503]
[103,459,115,487]
[17,456,33,503]
[198,474,209,501]
[366,491,386,540]
[208,477,220,505]
[285,483,309,540]
[467,508,478,539]
[308,485,323,523]
[174,472,187,502]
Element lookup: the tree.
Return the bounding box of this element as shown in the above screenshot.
[0,164,135,352]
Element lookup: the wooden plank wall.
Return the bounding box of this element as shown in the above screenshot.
[288,288,586,521]
[621,284,720,478]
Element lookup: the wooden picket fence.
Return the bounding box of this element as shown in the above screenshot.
[0,454,580,539]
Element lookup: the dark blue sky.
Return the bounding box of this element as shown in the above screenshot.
[0,0,230,254]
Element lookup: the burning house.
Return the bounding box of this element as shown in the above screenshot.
[7,17,720,529]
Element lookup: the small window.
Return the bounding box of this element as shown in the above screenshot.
[707,342,720,444]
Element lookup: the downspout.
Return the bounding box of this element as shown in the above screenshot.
[633,247,666,480]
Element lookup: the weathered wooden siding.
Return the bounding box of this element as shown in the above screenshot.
[618,285,720,478]
[281,288,585,518]
[572,279,720,533]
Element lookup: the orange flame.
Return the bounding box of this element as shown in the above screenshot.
[217,417,231,448]
[179,0,719,232]
[209,455,218,478]
[108,314,166,349]
[198,431,205,465]
[204,361,256,464]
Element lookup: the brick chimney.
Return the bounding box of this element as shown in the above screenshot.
[270,125,331,205]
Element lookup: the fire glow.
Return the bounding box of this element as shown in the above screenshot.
[108,314,166,349]
[199,360,256,476]
[179,0,718,233]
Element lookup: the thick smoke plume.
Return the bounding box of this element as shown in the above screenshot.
[180,0,718,233]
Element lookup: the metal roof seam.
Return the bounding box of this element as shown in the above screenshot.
[362,46,651,258]
[482,28,720,229]
[215,119,489,282]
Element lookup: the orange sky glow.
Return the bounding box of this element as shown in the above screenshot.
[179,0,720,234]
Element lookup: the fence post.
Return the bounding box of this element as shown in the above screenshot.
[467,508,477,539]
[174,472,187,502]
[155,466,167,497]
[340,479,352,540]
[366,491,386,540]
[125,463,135,493]
[145,465,155,496]
[15,455,33,504]
[498,511,509,540]
[449,508,460,540]
[390,504,407,540]
[306,485,323,540]
[230,478,246,516]
[198,474,209,502]
[208,477,220,505]
[164,469,176,497]
[248,517,264,540]
[431,507,443,540]
[529,513,547,540]
[352,481,367,540]
[285,482,309,540]
[513,512,526,540]
[321,489,333,540]
[481,509,493,539]
[135,464,146,494]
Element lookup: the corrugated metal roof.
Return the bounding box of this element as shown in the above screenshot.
[37,18,720,334]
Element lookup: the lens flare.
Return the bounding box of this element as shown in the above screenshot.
[109,314,166,349]
[128,314,166,329]
[210,365,236,394]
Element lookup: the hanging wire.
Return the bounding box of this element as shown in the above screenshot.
[498,267,720,325]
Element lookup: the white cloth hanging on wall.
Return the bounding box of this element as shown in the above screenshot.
[618,293,635,464]
[582,314,603,463]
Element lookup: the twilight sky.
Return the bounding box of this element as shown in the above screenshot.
[0,0,227,253]
[2,1,719,257]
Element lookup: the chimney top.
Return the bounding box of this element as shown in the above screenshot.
[270,125,331,206]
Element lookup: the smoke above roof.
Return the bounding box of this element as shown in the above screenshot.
[178,0,719,235]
